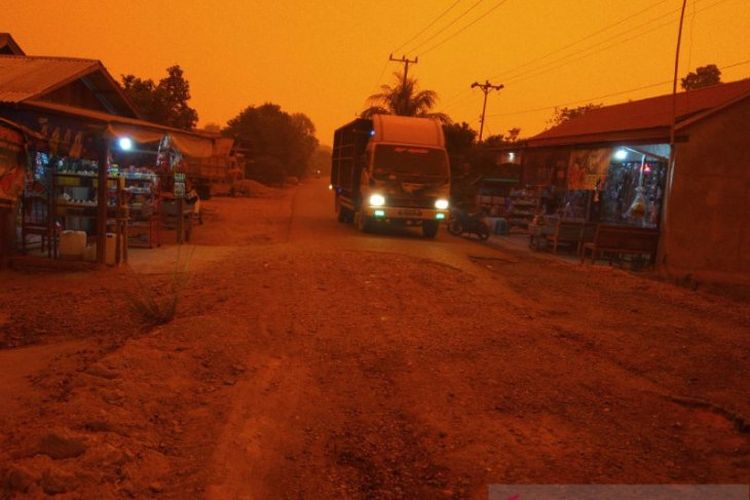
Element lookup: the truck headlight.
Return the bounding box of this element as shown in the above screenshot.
[369,194,386,207]
[435,199,449,210]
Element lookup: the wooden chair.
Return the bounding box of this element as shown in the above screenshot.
[21,191,54,257]
[581,224,659,266]
[545,220,595,254]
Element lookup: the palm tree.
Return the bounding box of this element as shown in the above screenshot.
[362,72,451,123]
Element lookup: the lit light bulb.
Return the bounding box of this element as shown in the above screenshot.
[118,137,133,151]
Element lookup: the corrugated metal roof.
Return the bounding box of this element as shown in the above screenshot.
[18,100,223,158]
[529,78,750,147]
[0,55,99,103]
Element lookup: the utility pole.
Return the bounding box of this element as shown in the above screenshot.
[471,80,504,142]
[389,54,418,87]
[661,0,689,269]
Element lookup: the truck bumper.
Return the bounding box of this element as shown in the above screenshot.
[362,206,448,223]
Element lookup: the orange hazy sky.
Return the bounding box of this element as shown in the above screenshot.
[5,0,750,144]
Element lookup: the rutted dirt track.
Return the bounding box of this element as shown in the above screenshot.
[1,179,749,498]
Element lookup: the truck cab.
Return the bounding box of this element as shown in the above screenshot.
[331,115,450,238]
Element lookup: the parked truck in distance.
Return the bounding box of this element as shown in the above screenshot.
[330,115,451,238]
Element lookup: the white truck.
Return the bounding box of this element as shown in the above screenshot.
[330,115,451,238]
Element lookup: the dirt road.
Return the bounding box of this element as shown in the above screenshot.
[1,179,749,498]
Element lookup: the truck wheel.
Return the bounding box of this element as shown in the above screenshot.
[356,211,373,233]
[447,219,463,236]
[422,221,439,238]
[337,207,352,223]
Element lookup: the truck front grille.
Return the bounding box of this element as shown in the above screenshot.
[387,197,435,209]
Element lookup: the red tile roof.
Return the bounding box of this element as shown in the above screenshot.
[528,78,750,147]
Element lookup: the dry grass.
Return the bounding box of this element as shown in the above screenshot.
[124,246,195,327]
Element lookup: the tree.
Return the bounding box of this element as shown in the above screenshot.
[548,103,602,127]
[361,72,450,123]
[681,64,722,90]
[202,122,222,133]
[223,103,318,182]
[442,122,477,156]
[481,128,521,147]
[121,65,199,130]
[505,127,521,143]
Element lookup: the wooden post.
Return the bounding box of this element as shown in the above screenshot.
[96,138,109,264]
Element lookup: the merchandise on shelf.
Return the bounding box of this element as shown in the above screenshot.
[506,188,540,228]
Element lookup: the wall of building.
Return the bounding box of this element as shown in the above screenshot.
[521,148,570,187]
[662,97,750,284]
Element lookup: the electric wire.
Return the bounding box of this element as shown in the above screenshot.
[491,0,671,81]
[440,0,726,110]
[484,58,750,119]
[407,0,485,54]
[499,0,733,87]
[392,0,464,54]
[420,0,511,56]
[440,0,672,108]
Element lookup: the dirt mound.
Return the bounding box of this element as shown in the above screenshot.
[232,179,277,198]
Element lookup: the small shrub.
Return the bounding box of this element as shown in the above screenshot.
[123,246,194,327]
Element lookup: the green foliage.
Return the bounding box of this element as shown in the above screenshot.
[548,103,602,127]
[481,128,522,147]
[121,65,199,130]
[362,72,450,123]
[223,103,319,182]
[443,122,477,156]
[681,64,722,90]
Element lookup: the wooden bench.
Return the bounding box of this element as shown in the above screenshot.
[581,224,659,265]
[545,220,595,254]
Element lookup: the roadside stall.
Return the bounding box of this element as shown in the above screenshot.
[0,102,220,263]
[525,145,667,257]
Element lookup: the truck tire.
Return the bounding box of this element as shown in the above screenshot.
[356,211,373,233]
[422,221,439,238]
[337,207,352,223]
[447,219,463,236]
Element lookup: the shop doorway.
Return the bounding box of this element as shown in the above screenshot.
[599,146,668,228]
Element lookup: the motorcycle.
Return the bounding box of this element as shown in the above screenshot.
[447,207,490,240]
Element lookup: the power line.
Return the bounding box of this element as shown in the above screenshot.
[392,0,464,54]
[441,0,725,109]
[407,0,484,54]
[490,0,671,81]
[439,0,739,116]
[369,59,390,93]
[484,58,750,119]
[487,80,673,117]
[420,0,511,56]
[500,0,733,87]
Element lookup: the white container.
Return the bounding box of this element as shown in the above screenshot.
[59,230,86,259]
[83,245,97,262]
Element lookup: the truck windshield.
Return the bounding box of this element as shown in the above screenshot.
[372,145,448,180]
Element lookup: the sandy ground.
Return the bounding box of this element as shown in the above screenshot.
[0,179,748,499]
